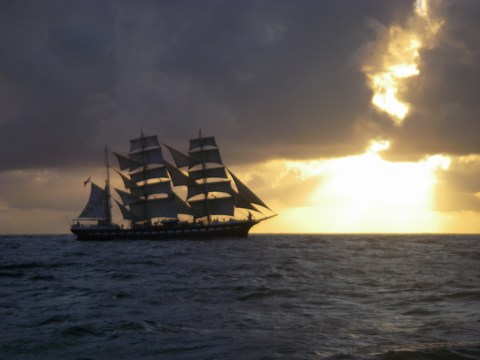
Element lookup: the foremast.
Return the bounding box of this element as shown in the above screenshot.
[112,132,192,226]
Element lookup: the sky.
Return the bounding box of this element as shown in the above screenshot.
[1,0,480,234]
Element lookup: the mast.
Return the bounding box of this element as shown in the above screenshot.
[199,129,211,224]
[113,133,192,225]
[186,133,235,220]
[105,146,112,224]
[140,130,151,225]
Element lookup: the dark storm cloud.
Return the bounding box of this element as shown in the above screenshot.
[0,1,117,170]
[383,1,480,160]
[0,0,413,171]
[435,157,480,212]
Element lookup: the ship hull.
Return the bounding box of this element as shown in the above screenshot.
[71,220,256,241]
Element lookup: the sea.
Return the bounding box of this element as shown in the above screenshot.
[0,234,479,360]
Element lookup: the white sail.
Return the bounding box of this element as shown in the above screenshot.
[189,148,223,167]
[115,169,172,197]
[174,194,195,215]
[165,161,194,186]
[129,194,192,220]
[115,200,139,221]
[115,169,138,189]
[78,182,108,219]
[129,146,164,165]
[188,166,228,181]
[130,135,160,152]
[234,193,260,212]
[115,188,140,206]
[130,180,173,197]
[113,152,141,171]
[130,165,169,184]
[228,169,271,210]
[189,195,235,217]
[164,144,191,168]
[187,179,234,199]
[130,198,176,220]
[189,136,217,151]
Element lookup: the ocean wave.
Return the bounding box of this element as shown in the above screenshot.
[375,342,480,360]
[1,234,479,359]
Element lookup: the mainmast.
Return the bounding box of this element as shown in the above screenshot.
[163,134,275,222]
[105,146,112,224]
[140,130,151,225]
[199,129,211,224]
[185,132,235,221]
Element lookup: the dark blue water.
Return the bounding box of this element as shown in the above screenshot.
[0,234,479,359]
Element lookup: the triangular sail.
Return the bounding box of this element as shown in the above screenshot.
[115,188,141,206]
[173,193,194,215]
[228,169,271,210]
[115,169,138,189]
[234,193,260,212]
[78,182,108,219]
[115,199,140,222]
[164,144,191,168]
[113,152,141,171]
[165,161,195,186]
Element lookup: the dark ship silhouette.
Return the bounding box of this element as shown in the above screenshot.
[71,132,275,240]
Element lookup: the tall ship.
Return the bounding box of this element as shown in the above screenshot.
[71,132,275,240]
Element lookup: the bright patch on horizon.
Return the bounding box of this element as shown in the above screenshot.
[274,141,451,232]
[363,0,442,124]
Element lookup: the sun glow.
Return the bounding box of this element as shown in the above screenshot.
[249,141,451,233]
[309,142,450,215]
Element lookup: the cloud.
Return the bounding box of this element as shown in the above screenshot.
[377,1,480,159]
[0,168,104,212]
[0,0,413,171]
[0,1,117,170]
[435,155,480,212]
[7,0,480,233]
